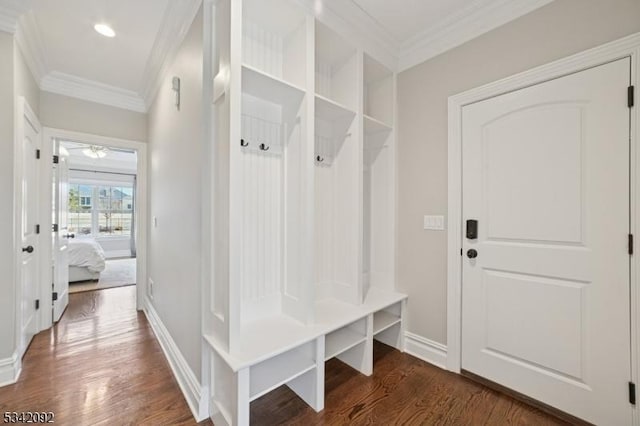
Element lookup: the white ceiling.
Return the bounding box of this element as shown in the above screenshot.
[30,0,168,92]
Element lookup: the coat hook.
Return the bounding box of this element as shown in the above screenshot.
[240,139,249,147]
[316,155,324,163]
[259,143,270,151]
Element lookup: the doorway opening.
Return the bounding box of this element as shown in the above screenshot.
[57,140,138,296]
[38,128,148,331]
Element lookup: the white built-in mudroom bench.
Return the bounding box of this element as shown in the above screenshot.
[204,0,406,424]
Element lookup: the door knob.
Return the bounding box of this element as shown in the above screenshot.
[63,233,75,239]
[467,249,478,259]
[22,245,34,253]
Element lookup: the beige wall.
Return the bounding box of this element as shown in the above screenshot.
[147,8,203,378]
[0,31,15,359]
[14,42,39,116]
[40,92,147,142]
[396,0,640,345]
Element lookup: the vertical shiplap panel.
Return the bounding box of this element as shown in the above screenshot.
[239,97,283,323]
[242,19,284,79]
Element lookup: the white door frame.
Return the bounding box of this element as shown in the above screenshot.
[447,32,640,419]
[38,128,148,330]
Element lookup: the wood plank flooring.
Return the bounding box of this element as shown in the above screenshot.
[0,286,208,425]
[252,343,569,426]
[0,286,568,425]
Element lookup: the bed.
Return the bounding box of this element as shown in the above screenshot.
[68,238,107,282]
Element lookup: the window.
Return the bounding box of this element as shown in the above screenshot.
[68,183,134,237]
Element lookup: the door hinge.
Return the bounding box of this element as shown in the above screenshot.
[53,155,59,164]
[630,382,636,405]
[52,292,58,302]
[460,248,463,256]
[36,149,40,159]
[52,224,58,232]
[629,86,635,108]
[35,299,39,310]
[35,224,40,234]
[629,234,634,255]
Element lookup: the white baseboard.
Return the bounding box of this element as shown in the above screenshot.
[404,332,448,370]
[143,298,208,422]
[0,352,21,387]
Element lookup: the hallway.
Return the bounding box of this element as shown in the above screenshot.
[0,287,207,425]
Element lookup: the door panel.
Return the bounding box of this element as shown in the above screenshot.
[484,104,584,243]
[461,58,631,424]
[19,106,40,357]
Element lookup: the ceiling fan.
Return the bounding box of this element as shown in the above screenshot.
[61,143,135,159]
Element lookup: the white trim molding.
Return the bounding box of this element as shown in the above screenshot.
[447,32,640,404]
[398,0,554,71]
[404,332,447,370]
[14,11,47,82]
[10,0,555,112]
[139,0,201,108]
[0,0,32,34]
[40,72,147,113]
[144,298,209,422]
[11,0,201,113]
[0,352,21,387]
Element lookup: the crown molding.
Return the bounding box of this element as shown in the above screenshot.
[397,0,555,72]
[41,71,147,113]
[139,0,202,108]
[14,11,48,82]
[297,0,398,71]
[0,0,31,34]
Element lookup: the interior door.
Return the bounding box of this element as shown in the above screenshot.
[461,58,632,424]
[19,101,41,357]
[52,141,70,322]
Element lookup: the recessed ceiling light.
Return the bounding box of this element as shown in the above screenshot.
[94,24,115,38]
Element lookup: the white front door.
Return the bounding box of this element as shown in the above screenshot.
[461,58,632,424]
[52,141,70,322]
[18,99,41,357]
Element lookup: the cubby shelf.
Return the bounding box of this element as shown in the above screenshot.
[250,349,316,401]
[373,310,401,335]
[364,114,393,134]
[325,327,366,361]
[242,64,306,106]
[315,94,356,122]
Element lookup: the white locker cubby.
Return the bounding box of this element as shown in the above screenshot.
[205,1,405,424]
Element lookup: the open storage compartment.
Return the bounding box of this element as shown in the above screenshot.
[242,0,307,87]
[314,21,360,305]
[363,53,393,126]
[362,54,395,299]
[325,318,367,361]
[250,341,317,401]
[373,302,403,350]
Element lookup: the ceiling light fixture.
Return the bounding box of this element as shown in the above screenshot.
[94,23,115,38]
[82,146,108,159]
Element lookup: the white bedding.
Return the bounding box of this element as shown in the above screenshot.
[68,239,106,273]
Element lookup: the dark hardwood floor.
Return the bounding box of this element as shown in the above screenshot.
[252,343,569,426]
[1,286,567,425]
[0,286,208,425]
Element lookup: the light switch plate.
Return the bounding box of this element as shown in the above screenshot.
[424,215,445,230]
